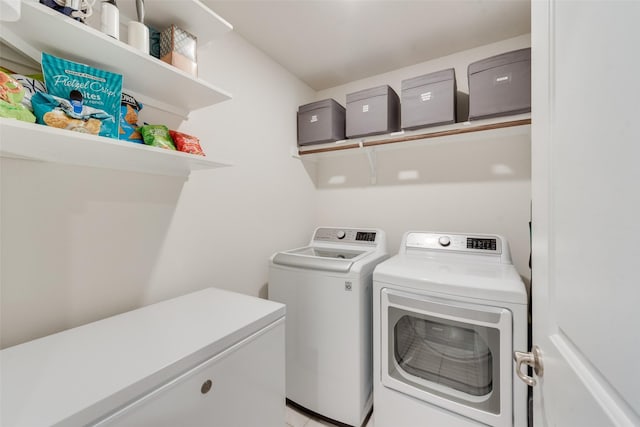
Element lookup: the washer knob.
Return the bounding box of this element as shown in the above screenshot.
[439,236,451,247]
[336,230,346,239]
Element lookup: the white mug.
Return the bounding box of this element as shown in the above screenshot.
[128,21,149,54]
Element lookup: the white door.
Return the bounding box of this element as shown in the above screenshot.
[528,1,640,426]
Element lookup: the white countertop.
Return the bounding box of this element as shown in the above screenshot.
[0,288,285,427]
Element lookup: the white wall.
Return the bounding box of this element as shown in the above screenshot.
[313,34,532,278]
[1,32,532,349]
[0,32,317,348]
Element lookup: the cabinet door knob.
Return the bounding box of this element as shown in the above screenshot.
[201,379,213,394]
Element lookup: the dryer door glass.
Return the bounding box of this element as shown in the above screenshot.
[394,315,493,396]
[381,289,511,416]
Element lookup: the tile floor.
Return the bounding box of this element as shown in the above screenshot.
[285,404,374,427]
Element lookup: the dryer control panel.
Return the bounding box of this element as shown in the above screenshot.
[313,228,379,245]
[404,232,504,256]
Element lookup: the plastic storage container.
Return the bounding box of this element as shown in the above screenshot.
[401,68,457,130]
[468,48,531,120]
[346,85,400,138]
[297,98,345,146]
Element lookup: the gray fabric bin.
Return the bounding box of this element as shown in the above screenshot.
[468,48,531,120]
[297,98,345,146]
[401,68,457,130]
[346,85,400,138]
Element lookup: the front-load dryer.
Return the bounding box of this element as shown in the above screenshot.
[373,231,527,427]
[269,227,388,427]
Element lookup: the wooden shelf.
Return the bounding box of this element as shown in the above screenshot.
[0,119,231,178]
[298,114,532,158]
[0,0,232,118]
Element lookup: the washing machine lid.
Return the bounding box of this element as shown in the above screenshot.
[272,246,370,273]
[374,255,527,305]
[271,227,388,273]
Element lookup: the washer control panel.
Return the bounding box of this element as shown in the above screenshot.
[405,232,502,254]
[314,228,378,245]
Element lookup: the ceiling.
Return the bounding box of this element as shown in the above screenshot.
[203,0,531,91]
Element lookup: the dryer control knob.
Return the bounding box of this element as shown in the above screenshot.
[336,230,346,239]
[439,236,451,247]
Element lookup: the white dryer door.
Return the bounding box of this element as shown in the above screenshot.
[380,288,513,427]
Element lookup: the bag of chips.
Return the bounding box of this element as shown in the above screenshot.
[41,53,122,139]
[32,91,112,134]
[0,70,36,123]
[0,66,45,111]
[169,129,205,156]
[119,92,143,143]
[140,124,176,150]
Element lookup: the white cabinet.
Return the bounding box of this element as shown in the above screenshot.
[0,288,286,427]
[0,0,234,177]
[97,321,285,427]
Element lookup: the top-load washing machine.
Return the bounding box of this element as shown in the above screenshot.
[269,227,388,427]
[373,231,527,427]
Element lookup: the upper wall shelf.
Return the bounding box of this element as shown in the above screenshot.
[297,114,531,159]
[0,118,231,178]
[117,0,233,46]
[296,114,531,184]
[0,0,232,118]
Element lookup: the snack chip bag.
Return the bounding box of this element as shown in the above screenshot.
[140,124,176,150]
[0,70,36,123]
[119,92,143,143]
[1,66,47,111]
[11,73,45,111]
[169,130,205,156]
[41,53,122,139]
[32,91,112,134]
[0,70,25,105]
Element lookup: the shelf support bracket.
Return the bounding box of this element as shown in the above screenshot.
[365,148,377,185]
[290,146,301,159]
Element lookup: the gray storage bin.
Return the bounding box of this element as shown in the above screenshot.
[297,98,345,146]
[346,85,400,138]
[401,68,457,130]
[468,48,531,120]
